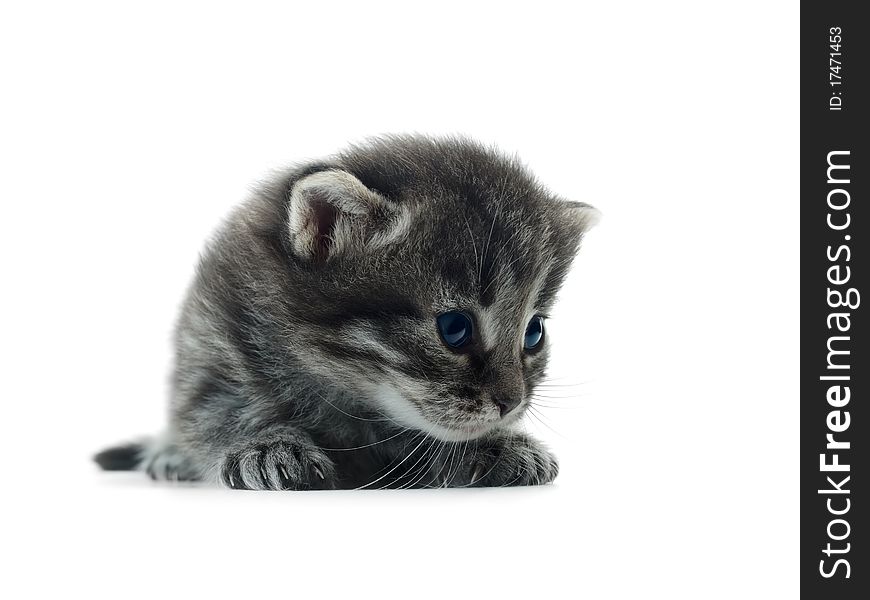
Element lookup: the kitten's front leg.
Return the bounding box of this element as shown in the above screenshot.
[218,428,336,491]
[439,430,559,488]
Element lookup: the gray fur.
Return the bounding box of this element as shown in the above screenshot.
[96,134,597,489]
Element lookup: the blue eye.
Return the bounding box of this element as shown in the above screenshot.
[524,316,544,350]
[437,312,473,348]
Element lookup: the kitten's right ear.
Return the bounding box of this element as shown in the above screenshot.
[287,169,406,261]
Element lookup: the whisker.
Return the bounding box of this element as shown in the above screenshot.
[318,428,410,452]
[314,391,393,423]
[357,428,428,484]
[528,401,576,410]
[406,439,447,489]
[356,432,433,490]
[535,381,587,387]
[439,442,458,488]
[525,405,567,440]
[535,393,582,401]
[531,390,584,397]
[449,438,470,487]
[391,438,441,490]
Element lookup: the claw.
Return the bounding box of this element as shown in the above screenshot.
[313,466,325,480]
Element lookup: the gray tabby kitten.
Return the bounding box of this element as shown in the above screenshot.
[95,135,598,490]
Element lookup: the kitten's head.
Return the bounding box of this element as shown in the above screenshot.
[282,135,598,441]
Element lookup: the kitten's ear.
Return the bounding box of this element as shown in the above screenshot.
[562,201,601,233]
[287,170,407,261]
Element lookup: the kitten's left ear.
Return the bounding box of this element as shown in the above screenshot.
[562,201,602,233]
[287,169,410,261]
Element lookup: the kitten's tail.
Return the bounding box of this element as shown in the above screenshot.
[93,440,149,471]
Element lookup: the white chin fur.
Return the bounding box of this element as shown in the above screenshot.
[370,383,501,442]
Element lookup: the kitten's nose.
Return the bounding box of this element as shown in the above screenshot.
[494,396,521,418]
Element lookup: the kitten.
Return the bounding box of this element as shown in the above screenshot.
[94,135,599,490]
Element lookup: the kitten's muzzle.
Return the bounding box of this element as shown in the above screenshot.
[485,365,524,418]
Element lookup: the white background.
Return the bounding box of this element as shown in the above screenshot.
[0,1,799,598]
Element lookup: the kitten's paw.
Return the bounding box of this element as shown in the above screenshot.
[143,442,200,482]
[219,438,335,491]
[459,432,558,487]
